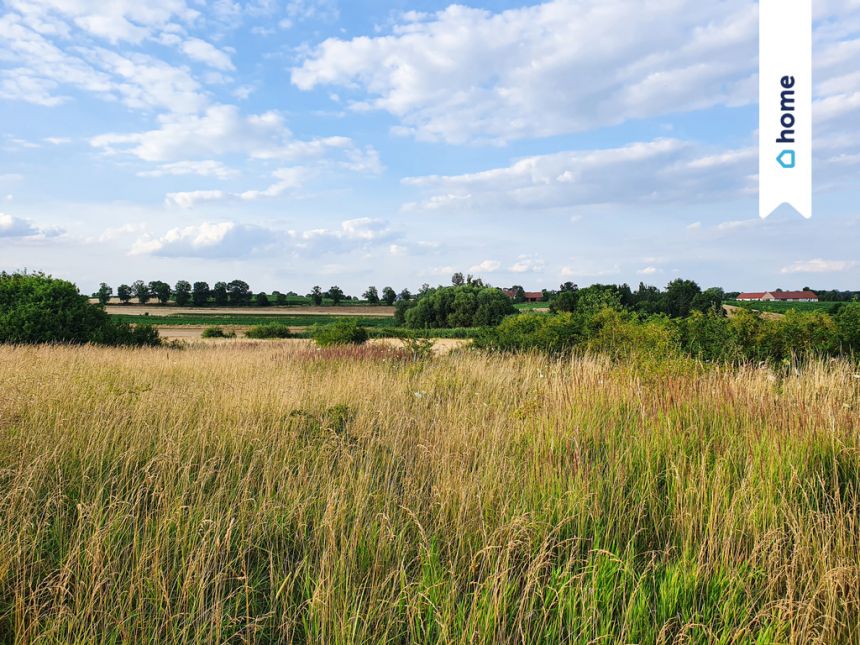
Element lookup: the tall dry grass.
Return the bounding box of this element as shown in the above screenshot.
[0,343,857,643]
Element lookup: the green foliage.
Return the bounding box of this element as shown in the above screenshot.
[148,280,171,304]
[835,303,860,353]
[0,272,159,346]
[310,286,323,306]
[312,319,369,346]
[245,323,293,339]
[174,280,192,306]
[326,285,345,305]
[227,279,251,306]
[117,283,132,304]
[132,279,150,304]
[401,285,516,329]
[474,312,586,354]
[192,281,210,306]
[96,282,112,305]
[212,282,228,306]
[363,286,379,304]
[381,286,397,306]
[255,292,270,307]
[201,326,235,338]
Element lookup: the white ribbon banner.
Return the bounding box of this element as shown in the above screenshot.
[759,0,812,219]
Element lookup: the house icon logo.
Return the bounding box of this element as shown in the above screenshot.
[777,150,795,169]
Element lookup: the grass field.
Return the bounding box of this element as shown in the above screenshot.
[725,299,844,314]
[0,344,857,642]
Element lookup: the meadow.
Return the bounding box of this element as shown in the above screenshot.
[0,343,857,643]
[109,313,399,329]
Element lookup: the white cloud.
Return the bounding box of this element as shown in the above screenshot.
[509,255,545,273]
[181,37,235,71]
[164,190,229,209]
[780,259,860,274]
[139,160,238,179]
[469,259,500,273]
[403,139,756,212]
[0,212,62,238]
[637,266,659,275]
[130,221,276,258]
[292,1,759,143]
[560,262,621,278]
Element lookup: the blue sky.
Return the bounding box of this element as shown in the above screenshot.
[1,0,858,295]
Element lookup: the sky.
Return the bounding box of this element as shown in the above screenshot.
[0,0,858,295]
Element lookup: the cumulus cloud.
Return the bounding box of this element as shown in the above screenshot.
[139,160,238,180]
[509,255,545,273]
[0,212,62,238]
[181,38,235,71]
[469,259,501,273]
[780,259,860,274]
[403,139,756,212]
[292,0,760,143]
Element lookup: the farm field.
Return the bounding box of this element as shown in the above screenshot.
[109,312,399,328]
[725,299,843,314]
[104,305,396,317]
[0,344,857,642]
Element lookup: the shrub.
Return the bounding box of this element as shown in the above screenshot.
[312,319,368,346]
[245,323,293,339]
[201,326,235,338]
[583,308,677,360]
[400,285,516,328]
[835,302,860,353]
[0,271,159,346]
[474,312,586,354]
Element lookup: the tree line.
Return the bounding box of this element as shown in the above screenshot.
[95,280,415,307]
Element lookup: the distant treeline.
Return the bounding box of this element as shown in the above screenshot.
[94,280,414,306]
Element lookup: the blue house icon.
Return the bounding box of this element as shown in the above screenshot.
[777,150,795,169]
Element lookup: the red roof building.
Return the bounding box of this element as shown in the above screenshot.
[737,290,818,302]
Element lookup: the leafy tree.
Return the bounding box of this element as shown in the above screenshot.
[451,272,465,286]
[399,288,412,302]
[148,280,171,304]
[664,278,702,318]
[97,282,112,305]
[691,287,725,314]
[132,280,150,304]
[327,285,345,305]
[192,281,210,306]
[212,282,228,306]
[227,279,251,306]
[508,285,526,303]
[255,292,270,307]
[117,284,132,304]
[272,290,288,306]
[0,272,159,346]
[550,290,578,313]
[835,303,860,352]
[174,280,192,306]
[363,286,380,304]
[381,286,397,306]
[559,281,578,293]
[310,286,323,306]
[312,319,368,346]
[402,285,516,328]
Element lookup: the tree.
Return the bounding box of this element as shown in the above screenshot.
[508,285,526,303]
[255,292,270,307]
[174,280,192,306]
[132,280,150,304]
[97,282,112,306]
[402,285,516,329]
[381,286,397,306]
[272,290,287,306]
[691,287,725,314]
[559,281,578,293]
[310,286,323,305]
[227,279,251,306]
[117,284,132,304]
[451,272,465,286]
[212,282,228,306]
[148,280,171,304]
[0,272,159,346]
[363,286,380,304]
[399,288,412,302]
[327,285,345,305]
[664,279,702,318]
[550,290,578,313]
[192,281,210,306]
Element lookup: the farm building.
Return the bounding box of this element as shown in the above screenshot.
[736,290,818,302]
[503,289,543,302]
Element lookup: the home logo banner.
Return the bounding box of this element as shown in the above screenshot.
[759,0,812,219]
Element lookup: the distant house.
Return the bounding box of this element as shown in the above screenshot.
[737,290,818,302]
[503,289,543,303]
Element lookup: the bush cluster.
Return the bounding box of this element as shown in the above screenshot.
[201,326,236,338]
[245,323,293,339]
[396,285,516,328]
[312,319,369,346]
[1,272,159,346]
[475,304,860,362]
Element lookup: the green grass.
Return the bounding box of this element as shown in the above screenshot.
[725,299,844,314]
[515,301,550,311]
[111,313,398,328]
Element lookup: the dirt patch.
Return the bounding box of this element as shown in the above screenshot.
[722,304,783,320]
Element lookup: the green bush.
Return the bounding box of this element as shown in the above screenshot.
[245,323,293,339]
[312,319,368,346]
[835,302,860,353]
[399,285,516,328]
[474,312,586,354]
[0,272,159,346]
[201,326,235,338]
